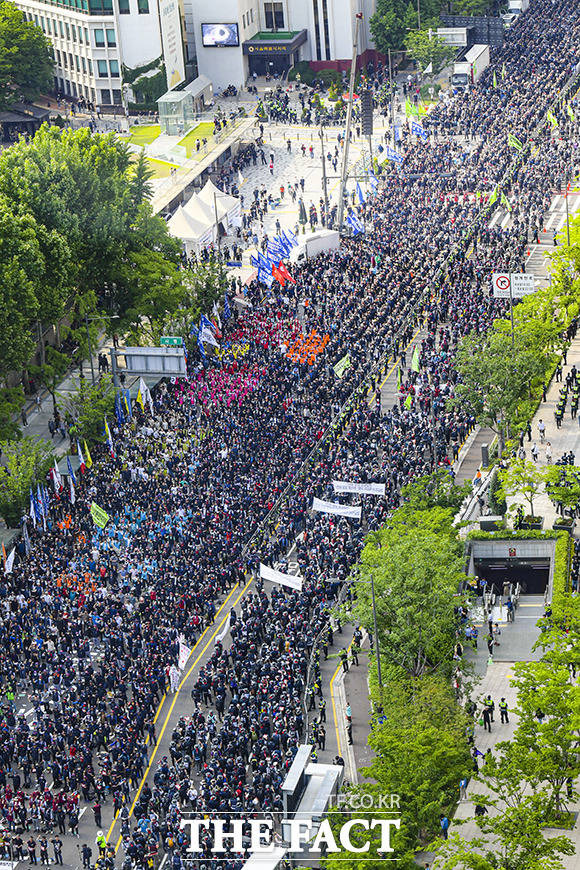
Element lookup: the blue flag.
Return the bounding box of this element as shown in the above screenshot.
[200,313,215,334]
[356,182,366,204]
[385,147,404,165]
[346,212,364,235]
[368,172,378,191]
[394,124,402,143]
[282,229,298,248]
[66,456,76,484]
[224,294,231,320]
[114,393,125,426]
[411,120,428,141]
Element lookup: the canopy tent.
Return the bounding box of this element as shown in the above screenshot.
[197,179,242,228]
[167,204,216,255]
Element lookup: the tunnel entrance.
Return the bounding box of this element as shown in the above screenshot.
[474,558,549,596]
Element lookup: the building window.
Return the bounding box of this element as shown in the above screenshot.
[264,2,283,29]
[56,49,62,65]
[62,52,68,67]
[59,20,64,36]
[97,59,108,76]
[88,58,93,74]
[137,0,149,13]
[119,0,130,13]
[65,22,70,38]
[242,12,245,28]
[100,88,111,104]
[81,56,86,72]
[94,28,104,46]
[112,88,122,104]
[250,8,253,22]
[109,59,119,76]
[72,24,77,41]
[75,55,80,70]
[40,16,45,31]
[312,0,321,60]
[106,28,116,45]
[85,27,89,41]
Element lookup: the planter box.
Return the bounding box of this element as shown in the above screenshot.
[479,516,504,531]
[521,517,544,530]
[552,518,575,533]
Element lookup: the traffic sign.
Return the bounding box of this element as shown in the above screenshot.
[160,336,182,347]
[492,272,511,298]
[492,272,536,298]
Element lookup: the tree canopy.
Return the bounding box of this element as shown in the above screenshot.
[0,1,53,109]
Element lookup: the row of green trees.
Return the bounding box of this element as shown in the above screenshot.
[370,0,494,55]
[0,125,225,439]
[453,229,580,454]
[0,1,53,110]
[322,472,579,868]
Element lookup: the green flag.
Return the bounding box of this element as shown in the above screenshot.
[411,345,420,373]
[501,192,512,213]
[501,62,506,80]
[493,71,497,88]
[567,103,575,121]
[333,354,351,378]
[90,502,110,529]
[404,394,412,409]
[489,185,499,206]
[547,110,558,128]
[507,132,523,151]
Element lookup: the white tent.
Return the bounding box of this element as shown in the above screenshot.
[167,204,216,255]
[198,179,242,229]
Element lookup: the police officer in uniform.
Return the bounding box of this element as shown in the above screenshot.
[499,698,509,724]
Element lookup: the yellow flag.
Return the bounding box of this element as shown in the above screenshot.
[136,387,145,412]
[83,439,93,469]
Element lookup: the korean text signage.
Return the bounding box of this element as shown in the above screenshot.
[159,0,185,89]
[492,272,536,298]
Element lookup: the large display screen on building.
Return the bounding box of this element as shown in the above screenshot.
[201,23,240,46]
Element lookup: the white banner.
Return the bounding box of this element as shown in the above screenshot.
[178,641,192,670]
[312,498,362,520]
[260,563,304,591]
[333,481,386,496]
[215,613,231,644]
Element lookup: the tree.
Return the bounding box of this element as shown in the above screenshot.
[453,329,545,451]
[0,436,54,526]
[451,0,492,13]
[545,466,580,516]
[404,30,456,75]
[0,387,25,440]
[59,375,114,444]
[0,1,53,110]
[509,660,579,817]
[323,676,471,869]
[370,0,414,51]
[498,459,547,518]
[355,516,465,679]
[29,347,70,415]
[401,467,471,512]
[163,261,228,354]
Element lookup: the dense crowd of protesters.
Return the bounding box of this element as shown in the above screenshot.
[1,1,579,868]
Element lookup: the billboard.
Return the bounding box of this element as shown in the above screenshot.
[159,0,186,89]
[201,23,240,47]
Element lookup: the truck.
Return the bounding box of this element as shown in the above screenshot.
[508,0,529,13]
[289,229,340,263]
[451,44,490,91]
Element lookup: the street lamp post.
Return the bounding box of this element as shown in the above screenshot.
[337,13,362,230]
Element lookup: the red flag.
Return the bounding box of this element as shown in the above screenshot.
[272,264,286,287]
[277,262,296,285]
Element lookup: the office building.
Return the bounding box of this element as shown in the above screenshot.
[15,0,168,108]
[185,0,377,91]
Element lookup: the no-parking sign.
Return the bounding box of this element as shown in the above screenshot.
[492,272,511,298]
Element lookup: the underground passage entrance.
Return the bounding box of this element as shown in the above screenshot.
[474,558,550,596]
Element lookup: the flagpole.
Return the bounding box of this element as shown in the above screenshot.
[337,13,362,231]
[388,48,395,149]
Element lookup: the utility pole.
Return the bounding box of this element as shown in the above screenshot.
[370,573,383,688]
[388,47,395,148]
[337,12,362,230]
[84,312,95,386]
[320,124,329,227]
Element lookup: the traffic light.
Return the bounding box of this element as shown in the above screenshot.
[360,89,373,136]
